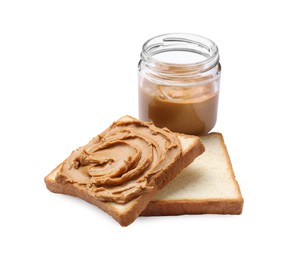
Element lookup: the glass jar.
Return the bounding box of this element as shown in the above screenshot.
[138,33,221,135]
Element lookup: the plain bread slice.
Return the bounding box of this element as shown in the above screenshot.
[142,133,243,216]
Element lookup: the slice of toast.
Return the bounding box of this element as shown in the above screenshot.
[141,133,243,216]
[44,116,205,226]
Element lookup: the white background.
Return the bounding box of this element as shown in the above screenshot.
[1,0,285,259]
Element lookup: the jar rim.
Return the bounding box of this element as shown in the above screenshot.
[141,33,219,69]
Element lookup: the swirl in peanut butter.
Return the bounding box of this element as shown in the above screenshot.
[56,118,182,204]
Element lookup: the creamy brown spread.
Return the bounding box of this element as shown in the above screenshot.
[139,80,219,135]
[56,117,182,204]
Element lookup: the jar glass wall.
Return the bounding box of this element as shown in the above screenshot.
[138,33,221,135]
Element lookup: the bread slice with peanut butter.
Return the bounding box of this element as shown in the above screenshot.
[44,115,204,226]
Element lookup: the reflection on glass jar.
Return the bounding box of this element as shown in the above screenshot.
[138,33,221,135]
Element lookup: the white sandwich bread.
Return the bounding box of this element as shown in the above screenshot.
[44,115,205,226]
[142,133,243,216]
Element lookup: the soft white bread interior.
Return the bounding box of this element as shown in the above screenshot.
[142,133,243,216]
[44,116,205,226]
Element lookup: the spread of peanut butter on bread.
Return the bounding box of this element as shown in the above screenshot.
[56,117,182,204]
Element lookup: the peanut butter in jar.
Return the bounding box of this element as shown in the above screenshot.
[138,33,221,135]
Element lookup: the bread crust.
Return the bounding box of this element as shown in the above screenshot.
[141,132,244,216]
[141,199,243,216]
[45,133,205,226]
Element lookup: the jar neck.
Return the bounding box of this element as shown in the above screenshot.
[139,33,221,86]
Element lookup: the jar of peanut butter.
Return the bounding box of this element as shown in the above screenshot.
[138,33,221,135]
